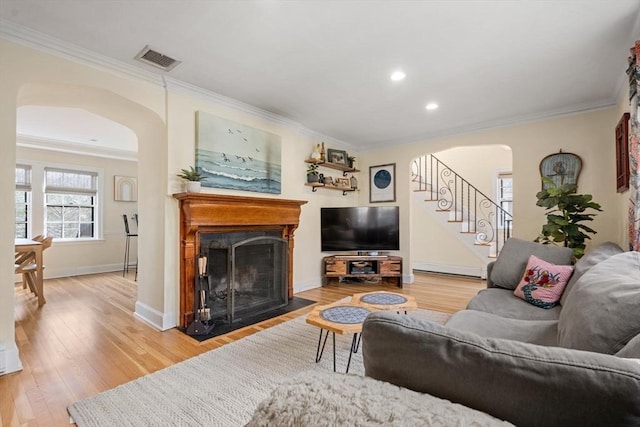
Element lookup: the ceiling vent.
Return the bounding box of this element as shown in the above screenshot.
[134,45,181,71]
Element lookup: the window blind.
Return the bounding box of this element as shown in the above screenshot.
[15,164,32,191]
[44,167,98,195]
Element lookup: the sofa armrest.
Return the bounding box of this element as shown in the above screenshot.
[362,311,640,427]
[485,261,496,288]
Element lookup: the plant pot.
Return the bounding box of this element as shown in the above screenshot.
[307,174,320,183]
[186,181,202,193]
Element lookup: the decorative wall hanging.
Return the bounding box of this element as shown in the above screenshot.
[370,163,396,203]
[627,41,640,251]
[114,176,137,201]
[195,111,282,194]
[539,151,582,190]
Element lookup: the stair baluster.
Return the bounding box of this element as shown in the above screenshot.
[412,154,513,257]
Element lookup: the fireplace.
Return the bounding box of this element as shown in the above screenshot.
[174,193,307,327]
[201,231,288,324]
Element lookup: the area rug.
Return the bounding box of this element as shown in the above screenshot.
[68,308,451,427]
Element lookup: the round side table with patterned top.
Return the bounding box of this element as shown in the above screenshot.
[351,291,417,313]
[306,303,372,373]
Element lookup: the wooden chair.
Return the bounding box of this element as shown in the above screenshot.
[16,234,45,289]
[15,236,53,297]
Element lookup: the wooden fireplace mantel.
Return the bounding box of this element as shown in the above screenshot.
[173,192,307,327]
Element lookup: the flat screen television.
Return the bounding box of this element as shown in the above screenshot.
[321,206,400,252]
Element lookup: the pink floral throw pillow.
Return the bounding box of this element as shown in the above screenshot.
[513,255,574,309]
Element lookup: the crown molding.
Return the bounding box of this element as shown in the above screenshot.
[17,134,138,162]
[0,19,163,87]
[164,77,355,150]
[364,99,617,152]
[1,19,356,152]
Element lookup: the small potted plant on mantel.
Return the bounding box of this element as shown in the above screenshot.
[177,166,204,192]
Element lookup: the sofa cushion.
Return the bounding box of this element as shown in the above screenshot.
[446,310,559,346]
[617,334,640,359]
[512,255,573,308]
[559,241,624,306]
[466,288,562,320]
[489,238,573,290]
[558,251,640,354]
[363,311,640,427]
[246,371,514,427]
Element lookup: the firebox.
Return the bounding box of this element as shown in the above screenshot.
[200,231,288,324]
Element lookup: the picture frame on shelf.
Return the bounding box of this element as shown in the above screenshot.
[335,177,350,188]
[327,149,348,166]
[370,163,396,203]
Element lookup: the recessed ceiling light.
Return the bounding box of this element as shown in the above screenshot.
[425,103,439,111]
[390,71,406,81]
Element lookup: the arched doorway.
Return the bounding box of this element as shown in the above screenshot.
[14,83,169,324]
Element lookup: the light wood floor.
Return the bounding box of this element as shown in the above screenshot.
[1,271,485,427]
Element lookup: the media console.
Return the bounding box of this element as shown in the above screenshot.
[322,255,403,287]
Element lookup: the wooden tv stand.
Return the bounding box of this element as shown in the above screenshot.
[322,255,403,287]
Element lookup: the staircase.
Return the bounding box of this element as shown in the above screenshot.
[412,154,512,261]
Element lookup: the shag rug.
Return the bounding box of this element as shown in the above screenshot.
[68,308,451,427]
[246,371,513,426]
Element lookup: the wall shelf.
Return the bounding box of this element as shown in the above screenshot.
[305,158,359,195]
[304,182,355,195]
[305,159,359,176]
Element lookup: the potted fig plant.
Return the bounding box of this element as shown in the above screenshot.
[177,166,204,192]
[534,177,602,259]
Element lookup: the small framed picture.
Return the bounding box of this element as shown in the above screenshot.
[370,163,396,203]
[335,177,350,188]
[327,149,348,166]
[114,175,138,202]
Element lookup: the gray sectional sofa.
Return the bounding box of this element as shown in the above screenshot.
[248,239,640,426]
[364,239,640,426]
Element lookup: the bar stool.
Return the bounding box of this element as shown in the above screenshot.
[122,214,138,277]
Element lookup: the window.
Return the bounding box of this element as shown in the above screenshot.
[44,168,98,239]
[497,172,513,219]
[15,164,32,238]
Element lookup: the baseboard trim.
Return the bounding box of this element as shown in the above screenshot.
[0,340,23,376]
[293,278,321,294]
[134,301,176,331]
[413,262,486,279]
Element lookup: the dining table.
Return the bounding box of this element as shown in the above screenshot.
[15,238,45,306]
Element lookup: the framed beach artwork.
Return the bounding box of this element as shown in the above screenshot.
[195,111,282,194]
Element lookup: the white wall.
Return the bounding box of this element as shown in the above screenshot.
[16,145,138,278]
